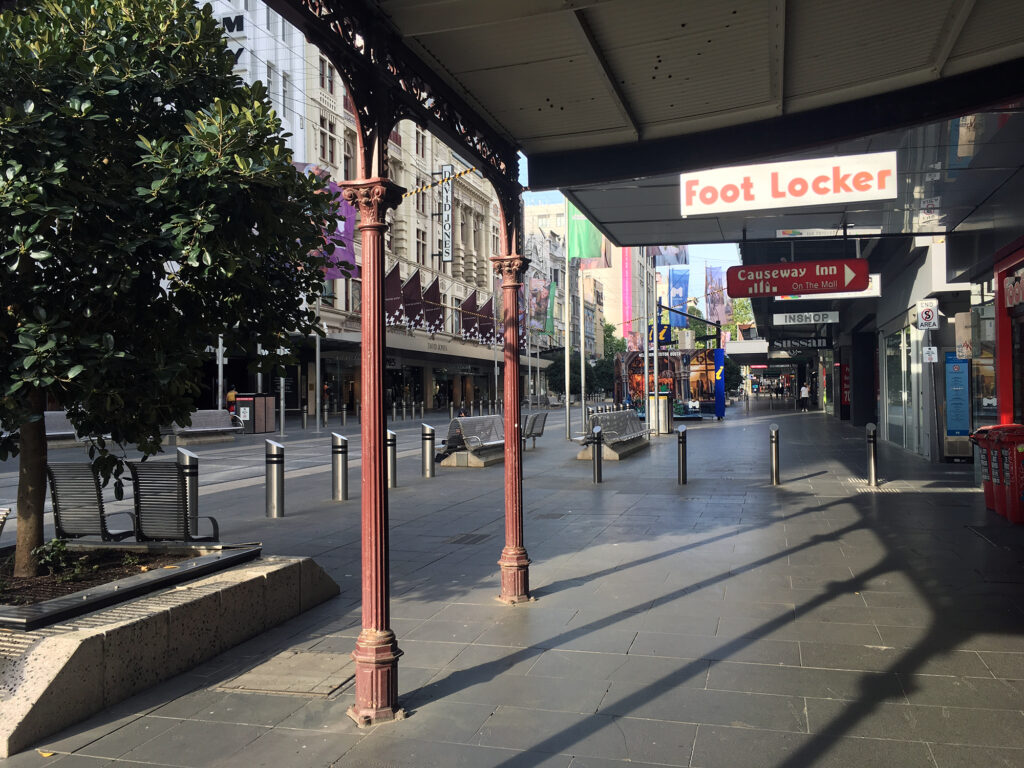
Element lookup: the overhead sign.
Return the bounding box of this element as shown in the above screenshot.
[680,152,897,217]
[441,164,454,263]
[727,259,869,298]
[776,273,881,301]
[916,299,939,330]
[769,338,830,350]
[773,311,839,326]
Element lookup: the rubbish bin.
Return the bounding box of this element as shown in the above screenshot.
[235,394,276,434]
[234,395,256,434]
[647,394,671,434]
[971,425,1003,511]
[998,425,1024,524]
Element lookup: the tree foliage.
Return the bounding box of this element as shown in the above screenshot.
[0,0,341,574]
[602,321,626,360]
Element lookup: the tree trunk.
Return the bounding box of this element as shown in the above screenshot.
[15,388,47,577]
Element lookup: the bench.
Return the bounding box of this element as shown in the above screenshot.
[128,461,219,542]
[522,412,548,450]
[172,409,243,445]
[576,409,650,461]
[45,463,135,541]
[44,411,78,440]
[439,415,505,468]
[0,508,9,539]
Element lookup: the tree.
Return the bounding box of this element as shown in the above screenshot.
[724,298,754,341]
[544,350,601,395]
[0,0,339,576]
[602,321,626,360]
[724,356,742,392]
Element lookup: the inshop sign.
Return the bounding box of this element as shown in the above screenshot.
[680,152,898,216]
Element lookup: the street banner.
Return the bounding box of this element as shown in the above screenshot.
[422,277,444,334]
[401,270,423,329]
[706,266,727,324]
[384,263,403,326]
[292,162,358,279]
[461,291,479,341]
[714,348,726,419]
[478,297,495,345]
[527,277,555,334]
[650,245,689,267]
[669,267,690,328]
[567,201,611,269]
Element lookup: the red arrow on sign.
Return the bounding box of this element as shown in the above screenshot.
[726,259,870,298]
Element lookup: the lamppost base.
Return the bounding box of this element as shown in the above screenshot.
[347,629,404,727]
[497,546,531,604]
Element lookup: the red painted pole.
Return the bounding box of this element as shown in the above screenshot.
[492,255,531,603]
[339,178,405,726]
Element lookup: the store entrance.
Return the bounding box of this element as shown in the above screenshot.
[1014,313,1024,424]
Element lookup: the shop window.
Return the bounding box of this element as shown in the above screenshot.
[416,228,427,265]
[351,279,361,314]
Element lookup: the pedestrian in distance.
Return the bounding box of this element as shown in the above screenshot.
[799,383,809,412]
[226,384,237,414]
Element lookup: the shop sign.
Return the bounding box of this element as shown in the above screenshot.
[441,164,454,263]
[1005,270,1024,309]
[772,311,839,326]
[680,152,897,216]
[769,337,830,350]
[727,259,869,298]
[916,300,939,330]
[775,273,881,301]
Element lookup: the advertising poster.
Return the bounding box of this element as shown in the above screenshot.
[945,353,970,436]
[668,267,690,328]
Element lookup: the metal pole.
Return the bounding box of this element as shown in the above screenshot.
[342,404,348,427]
[402,400,407,420]
[278,376,285,437]
[653,301,661,436]
[642,249,650,437]
[314,298,321,435]
[216,334,225,412]
[392,402,397,422]
[323,402,329,429]
[265,439,285,517]
[565,241,571,439]
[592,425,603,483]
[332,433,349,501]
[676,425,687,485]
[302,408,308,430]
[256,343,263,393]
[422,424,435,478]
[177,448,200,535]
[770,423,780,486]
[866,422,878,487]
[355,399,360,423]
[386,429,398,489]
[449,401,454,421]
[579,261,587,432]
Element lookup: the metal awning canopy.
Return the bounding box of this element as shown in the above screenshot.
[354,0,1024,246]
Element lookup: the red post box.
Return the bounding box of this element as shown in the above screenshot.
[999,426,1024,524]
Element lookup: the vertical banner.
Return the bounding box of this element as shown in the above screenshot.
[622,247,633,338]
[567,201,611,269]
[441,164,454,262]
[669,267,690,327]
[714,348,726,419]
[945,352,971,436]
[706,266,727,324]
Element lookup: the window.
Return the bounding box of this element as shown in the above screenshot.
[266,63,274,93]
[415,126,426,157]
[319,117,328,161]
[281,18,289,43]
[281,73,290,118]
[452,297,461,334]
[322,279,335,306]
[327,63,335,94]
[343,139,353,179]
[265,6,273,34]
[473,217,481,251]
[351,279,362,314]
[328,136,336,165]
[416,228,427,265]
[492,226,500,255]
[319,58,326,90]
[538,216,548,229]
[415,177,426,213]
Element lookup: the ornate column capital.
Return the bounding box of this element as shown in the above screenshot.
[338,178,406,227]
[491,255,530,287]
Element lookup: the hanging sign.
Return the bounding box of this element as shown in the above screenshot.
[680,152,897,216]
[441,164,454,263]
[727,259,869,298]
[772,311,839,326]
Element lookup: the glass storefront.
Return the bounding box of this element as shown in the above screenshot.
[970,292,997,430]
[884,326,920,452]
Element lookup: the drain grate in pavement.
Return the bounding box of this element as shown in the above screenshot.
[855,487,901,493]
[446,533,491,545]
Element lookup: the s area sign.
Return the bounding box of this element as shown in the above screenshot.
[727,259,869,298]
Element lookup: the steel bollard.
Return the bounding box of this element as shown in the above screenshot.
[342,404,347,427]
[422,424,435,478]
[301,409,308,430]
[866,422,878,487]
[592,425,603,484]
[279,377,286,437]
[402,401,407,421]
[177,448,200,535]
[323,403,329,428]
[420,401,425,419]
[470,400,475,417]
[770,423,780,486]
[392,402,397,422]
[332,433,349,501]
[356,400,360,423]
[449,402,455,420]
[266,440,285,517]
[387,429,398,488]
[676,425,687,485]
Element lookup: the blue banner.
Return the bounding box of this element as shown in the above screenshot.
[714,348,726,419]
[668,267,690,328]
[945,352,970,436]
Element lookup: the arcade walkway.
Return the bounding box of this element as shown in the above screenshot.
[3,403,1022,768]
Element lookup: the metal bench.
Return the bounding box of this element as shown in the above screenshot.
[44,411,78,440]
[172,409,243,445]
[522,412,548,450]
[440,415,505,467]
[0,508,9,539]
[127,461,219,542]
[576,409,650,461]
[45,463,135,541]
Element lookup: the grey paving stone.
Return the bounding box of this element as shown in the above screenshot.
[799,641,992,676]
[333,733,573,767]
[274,697,367,734]
[706,661,905,701]
[117,720,268,767]
[929,743,1024,768]
[980,652,1024,679]
[409,671,612,712]
[630,630,801,665]
[73,716,180,759]
[898,674,1024,709]
[807,698,1024,747]
[206,728,360,767]
[528,650,711,687]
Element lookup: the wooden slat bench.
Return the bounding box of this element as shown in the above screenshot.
[128,461,219,542]
[172,409,243,445]
[576,409,650,461]
[0,508,9,539]
[522,412,548,450]
[45,463,135,541]
[440,415,505,468]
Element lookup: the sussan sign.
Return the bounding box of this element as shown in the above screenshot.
[680,152,897,216]
[726,259,869,298]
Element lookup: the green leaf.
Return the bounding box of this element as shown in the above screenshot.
[22,355,38,369]
[66,364,84,379]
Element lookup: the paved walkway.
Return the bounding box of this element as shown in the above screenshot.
[3,401,1024,768]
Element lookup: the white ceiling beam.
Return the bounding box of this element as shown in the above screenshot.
[931,0,976,76]
[570,9,641,142]
[769,0,786,115]
[384,0,615,38]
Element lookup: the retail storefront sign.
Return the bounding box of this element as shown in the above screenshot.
[727,259,868,298]
[680,152,897,216]
[772,311,839,326]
